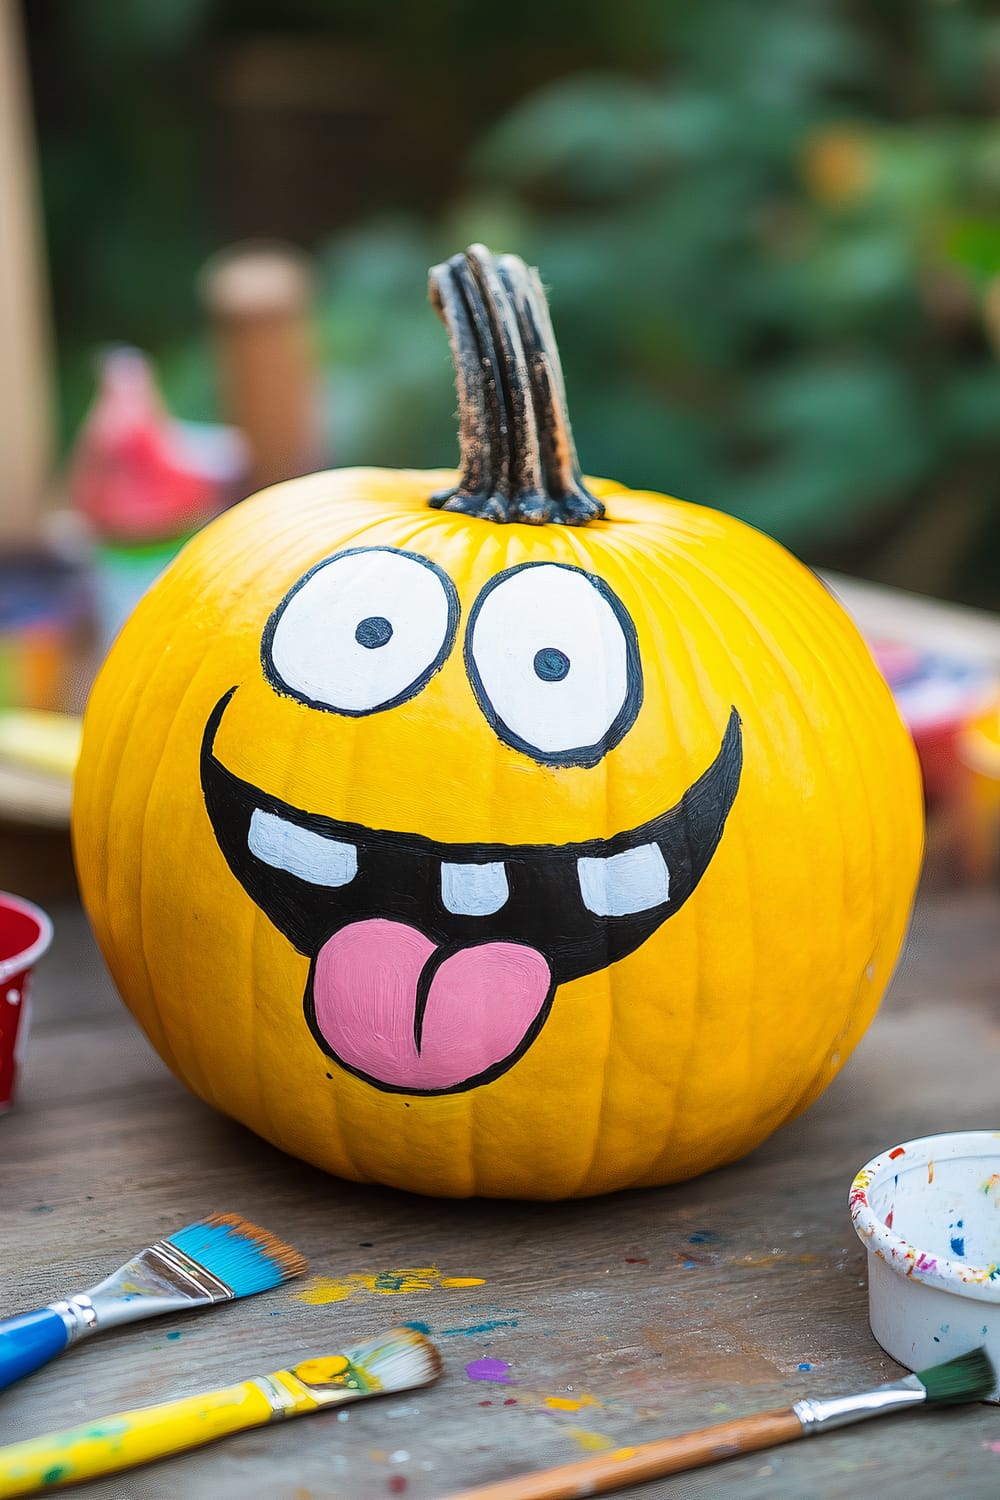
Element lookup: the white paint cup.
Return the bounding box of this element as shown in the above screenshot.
[850,1130,1000,1400]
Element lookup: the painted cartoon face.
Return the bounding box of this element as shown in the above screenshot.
[74,246,924,1201]
[200,544,742,1097]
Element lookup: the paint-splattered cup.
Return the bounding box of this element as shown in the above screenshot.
[850,1131,1000,1401]
[0,892,53,1113]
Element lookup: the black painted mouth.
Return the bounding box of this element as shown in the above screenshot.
[200,690,742,1092]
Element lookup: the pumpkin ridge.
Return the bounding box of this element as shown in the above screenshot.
[134,614,244,1100]
[631,555,825,1176]
[90,573,207,1081]
[695,537,917,1106]
[721,540,913,985]
[696,551,860,1089]
[250,697,308,1162]
[626,621,717,1183]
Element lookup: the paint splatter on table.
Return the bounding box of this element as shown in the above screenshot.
[2,892,1000,1498]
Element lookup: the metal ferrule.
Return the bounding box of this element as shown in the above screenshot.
[70,1243,234,1332]
[251,1365,370,1420]
[143,1239,233,1302]
[252,1373,305,1419]
[48,1295,98,1345]
[793,1375,926,1434]
[251,1369,356,1420]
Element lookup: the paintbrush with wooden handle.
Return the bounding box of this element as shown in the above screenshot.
[443,1346,995,1500]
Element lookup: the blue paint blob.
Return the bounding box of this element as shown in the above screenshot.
[798,1363,813,1371]
[682,1260,698,1269]
[404,1321,432,1336]
[166,1331,181,1341]
[374,1272,409,1292]
[441,1319,519,1337]
[950,1235,965,1258]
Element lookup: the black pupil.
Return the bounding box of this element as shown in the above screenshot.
[355,615,393,650]
[533,646,570,682]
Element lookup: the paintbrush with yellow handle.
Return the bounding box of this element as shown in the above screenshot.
[0,1327,441,1496]
[444,1346,996,1500]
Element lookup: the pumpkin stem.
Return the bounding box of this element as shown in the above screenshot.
[429,244,604,525]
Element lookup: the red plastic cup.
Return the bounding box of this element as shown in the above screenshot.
[0,893,53,1113]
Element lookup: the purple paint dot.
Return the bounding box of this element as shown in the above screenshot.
[465,1358,513,1384]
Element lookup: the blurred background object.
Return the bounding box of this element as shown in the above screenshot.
[7,0,1000,889]
[200,241,328,490]
[0,553,89,714]
[0,0,55,547]
[22,0,1000,607]
[67,345,246,648]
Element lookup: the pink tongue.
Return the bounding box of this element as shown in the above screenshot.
[313,919,551,1090]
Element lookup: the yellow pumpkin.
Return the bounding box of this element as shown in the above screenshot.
[72,246,923,1199]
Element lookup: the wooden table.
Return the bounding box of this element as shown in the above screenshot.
[2,887,999,1499]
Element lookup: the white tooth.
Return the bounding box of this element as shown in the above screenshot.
[248,809,357,887]
[441,861,509,916]
[577,843,669,918]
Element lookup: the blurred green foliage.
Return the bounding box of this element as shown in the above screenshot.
[315,0,1000,580]
[30,0,1000,586]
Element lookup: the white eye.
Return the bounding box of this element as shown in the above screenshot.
[465,562,642,766]
[263,548,459,715]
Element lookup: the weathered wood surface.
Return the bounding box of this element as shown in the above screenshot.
[1,890,998,1499]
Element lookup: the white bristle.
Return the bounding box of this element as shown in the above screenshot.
[345,1329,443,1392]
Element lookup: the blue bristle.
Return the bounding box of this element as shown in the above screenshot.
[167,1214,306,1298]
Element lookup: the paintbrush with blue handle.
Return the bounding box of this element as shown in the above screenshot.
[0,1212,307,1392]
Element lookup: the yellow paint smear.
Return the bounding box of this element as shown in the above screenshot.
[296,1267,486,1305]
[544,1393,601,1412]
[294,1356,350,1383]
[734,1252,819,1268]
[566,1427,614,1453]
